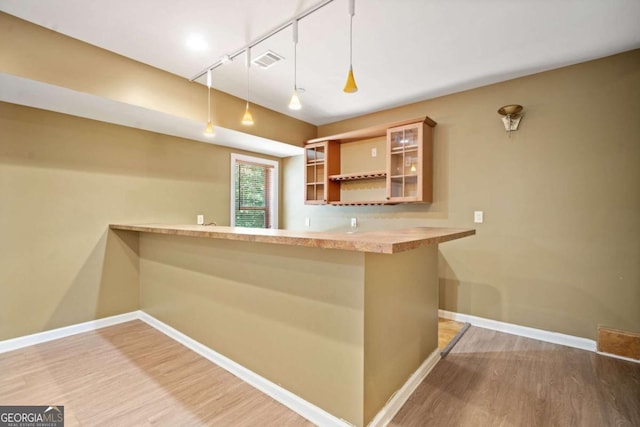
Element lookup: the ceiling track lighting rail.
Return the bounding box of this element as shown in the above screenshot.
[190,0,335,82]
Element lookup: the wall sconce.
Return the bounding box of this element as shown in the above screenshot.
[498,104,523,136]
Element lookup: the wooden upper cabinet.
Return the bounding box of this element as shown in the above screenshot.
[304,141,340,204]
[305,117,435,205]
[386,122,433,203]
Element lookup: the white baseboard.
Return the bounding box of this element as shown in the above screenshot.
[439,309,597,352]
[0,311,139,354]
[137,311,353,427]
[596,351,640,364]
[367,348,440,427]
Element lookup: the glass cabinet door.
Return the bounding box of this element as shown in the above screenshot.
[305,145,323,203]
[387,123,422,201]
[304,140,342,205]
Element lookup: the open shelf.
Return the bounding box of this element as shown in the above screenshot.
[330,200,398,206]
[329,171,387,182]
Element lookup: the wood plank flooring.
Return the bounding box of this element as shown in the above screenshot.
[391,326,640,427]
[438,317,465,349]
[0,321,312,426]
[1,320,638,426]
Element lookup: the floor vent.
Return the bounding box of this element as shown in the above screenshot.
[252,50,285,69]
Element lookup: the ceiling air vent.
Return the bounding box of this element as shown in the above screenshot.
[252,50,285,69]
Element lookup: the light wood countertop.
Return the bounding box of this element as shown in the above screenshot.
[109,223,475,254]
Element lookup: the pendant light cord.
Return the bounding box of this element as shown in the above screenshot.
[293,19,299,91]
[207,71,211,122]
[349,14,353,67]
[246,48,251,104]
[349,0,355,68]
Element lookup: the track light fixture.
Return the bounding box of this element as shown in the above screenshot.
[204,69,215,137]
[242,48,255,125]
[191,1,365,117]
[289,20,302,110]
[343,0,358,93]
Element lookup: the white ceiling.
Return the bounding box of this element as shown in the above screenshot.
[1,0,640,127]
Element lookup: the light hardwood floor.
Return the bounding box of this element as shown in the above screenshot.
[0,321,312,426]
[391,326,640,427]
[2,320,637,426]
[438,317,465,349]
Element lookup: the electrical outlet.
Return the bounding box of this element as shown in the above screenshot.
[474,211,484,224]
[197,214,204,225]
[305,217,310,227]
[350,217,357,228]
[371,148,377,157]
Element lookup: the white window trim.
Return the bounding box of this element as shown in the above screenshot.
[230,153,279,229]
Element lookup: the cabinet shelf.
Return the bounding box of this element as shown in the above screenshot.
[330,200,398,206]
[329,171,387,182]
[390,174,418,179]
[391,145,418,152]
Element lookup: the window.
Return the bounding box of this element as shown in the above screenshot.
[230,153,278,229]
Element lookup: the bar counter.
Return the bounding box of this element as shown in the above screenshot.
[109,223,475,254]
[109,223,474,426]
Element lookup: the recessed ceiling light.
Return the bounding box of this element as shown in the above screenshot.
[186,35,208,51]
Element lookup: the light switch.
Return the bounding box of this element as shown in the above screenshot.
[474,211,484,224]
[371,148,377,157]
[197,214,204,225]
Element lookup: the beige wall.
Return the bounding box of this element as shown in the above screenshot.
[0,102,286,340]
[283,49,640,340]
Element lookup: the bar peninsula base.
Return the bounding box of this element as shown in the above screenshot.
[109,224,474,426]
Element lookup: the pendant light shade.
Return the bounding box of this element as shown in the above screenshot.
[242,48,255,126]
[289,20,302,110]
[203,69,215,137]
[344,66,357,93]
[204,120,214,136]
[343,0,358,93]
[289,89,302,110]
[242,102,255,125]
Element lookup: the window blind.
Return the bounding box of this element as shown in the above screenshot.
[234,160,274,228]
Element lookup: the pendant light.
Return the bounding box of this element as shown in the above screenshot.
[242,47,255,125]
[288,19,302,110]
[343,0,358,93]
[203,69,215,137]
